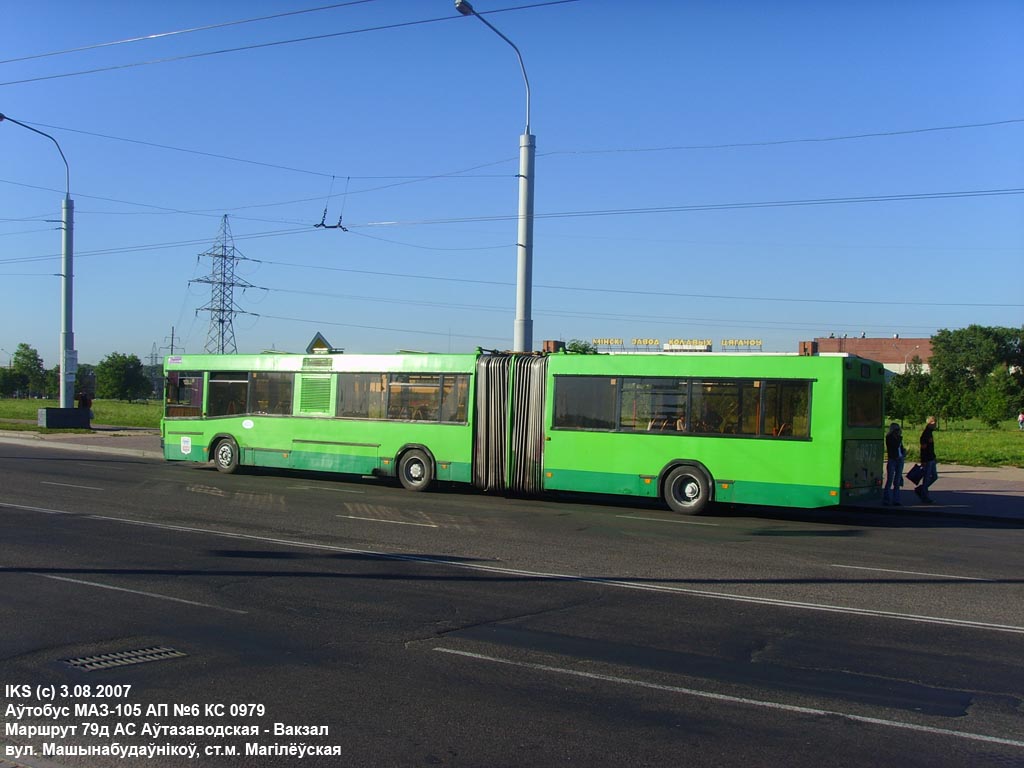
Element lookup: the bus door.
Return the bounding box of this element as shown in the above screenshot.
[473,354,547,494]
[842,369,885,501]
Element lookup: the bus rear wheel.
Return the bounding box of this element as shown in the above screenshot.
[663,466,710,515]
[398,449,433,492]
[213,437,240,474]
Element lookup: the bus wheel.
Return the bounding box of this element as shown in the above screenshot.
[398,449,433,492]
[213,437,240,474]
[663,466,709,514]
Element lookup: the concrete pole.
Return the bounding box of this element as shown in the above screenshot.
[455,0,535,352]
[514,132,535,353]
[0,114,76,408]
[60,196,76,408]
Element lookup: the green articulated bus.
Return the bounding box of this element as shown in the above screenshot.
[162,350,885,514]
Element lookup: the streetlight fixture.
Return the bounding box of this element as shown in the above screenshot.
[0,113,77,411]
[455,0,535,352]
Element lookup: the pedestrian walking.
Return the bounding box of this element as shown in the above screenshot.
[883,422,906,505]
[915,416,938,503]
[1018,409,1023,430]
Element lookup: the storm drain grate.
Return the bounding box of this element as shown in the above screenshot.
[62,646,187,671]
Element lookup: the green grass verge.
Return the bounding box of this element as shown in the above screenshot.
[0,398,161,429]
[895,419,1024,468]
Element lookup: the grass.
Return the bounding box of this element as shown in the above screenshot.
[2,399,1021,468]
[898,419,1024,468]
[0,398,161,429]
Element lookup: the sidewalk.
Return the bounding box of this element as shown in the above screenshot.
[1,427,1021,523]
[0,425,163,460]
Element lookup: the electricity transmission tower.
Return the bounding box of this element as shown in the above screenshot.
[191,215,253,354]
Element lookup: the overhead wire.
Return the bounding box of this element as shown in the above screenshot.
[252,285,942,333]
[0,1,380,65]
[0,1,580,88]
[542,119,1024,157]
[248,259,1023,309]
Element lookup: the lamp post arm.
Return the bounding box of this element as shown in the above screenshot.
[457,10,531,134]
[0,113,70,197]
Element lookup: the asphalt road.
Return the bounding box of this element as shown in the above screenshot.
[1,443,1022,767]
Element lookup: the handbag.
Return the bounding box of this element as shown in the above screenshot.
[906,464,924,484]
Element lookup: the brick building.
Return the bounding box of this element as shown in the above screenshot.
[799,336,932,374]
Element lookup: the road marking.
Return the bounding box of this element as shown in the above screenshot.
[42,481,103,491]
[830,564,994,582]
[618,515,719,527]
[288,485,365,494]
[8,505,1023,636]
[433,648,1024,749]
[336,514,438,528]
[1,502,73,515]
[35,574,248,614]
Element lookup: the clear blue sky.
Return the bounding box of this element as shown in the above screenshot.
[2,0,1021,368]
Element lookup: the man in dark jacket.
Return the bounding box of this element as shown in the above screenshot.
[915,416,938,503]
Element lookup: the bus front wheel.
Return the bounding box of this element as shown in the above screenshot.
[213,437,240,474]
[663,466,710,515]
[398,449,433,492]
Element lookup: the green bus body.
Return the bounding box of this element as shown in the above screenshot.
[162,351,884,513]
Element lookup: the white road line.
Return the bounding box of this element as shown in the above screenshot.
[1,502,74,515]
[336,514,438,528]
[35,574,248,614]
[433,648,1024,749]
[830,564,994,582]
[287,485,365,494]
[618,515,719,527]
[9,506,1024,636]
[42,481,103,491]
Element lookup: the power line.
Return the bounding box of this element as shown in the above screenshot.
[250,259,1023,309]
[21,117,1019,192]
[0,1,579,88]
[0,1,379,65]
[356,188,1024,228]
[21,121,510,183]
[255,285,942,332]
[542,119,1024,157]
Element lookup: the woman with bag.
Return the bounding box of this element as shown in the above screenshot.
[883,422,905,506]
[915,416,939,503]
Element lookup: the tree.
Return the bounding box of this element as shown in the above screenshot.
[0,366,16,397]
[95,352,151,402]
[44,365,60,399]
[977,368,1018,428]
[886,359,931,424]
[11,343,45,397]
[566,339,598,354]
[75,363,96,397]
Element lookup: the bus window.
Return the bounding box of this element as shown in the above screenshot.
[691,380,759,435]
[207,372,249,417]
[389,374,441,421]
[553,376,616,430]
[440,375,469,423]
[762,380,811,437]
[620,377,688,432]
[338,373,387,419]
[249,372,294,415]
[847,380,883,428]
[165,371,203,418]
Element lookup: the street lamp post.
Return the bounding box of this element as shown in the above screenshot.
[455,0,535,353]
[0,113,77,409]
